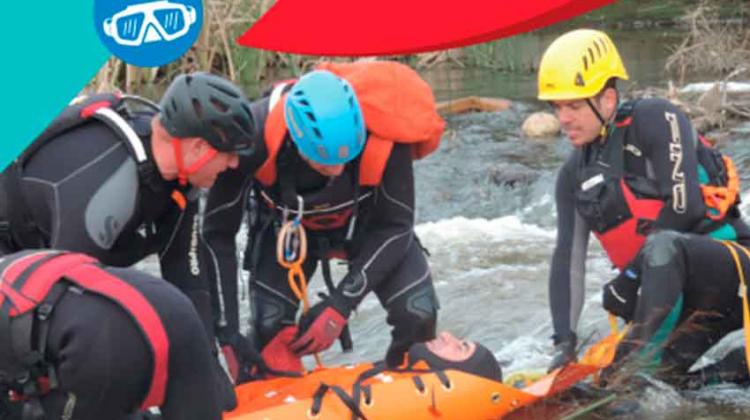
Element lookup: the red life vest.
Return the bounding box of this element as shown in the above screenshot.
[576,100,739,269]
[592,179,664,269]
[575,102,664,269]
[255,61,445,187]
[0,251,169,409]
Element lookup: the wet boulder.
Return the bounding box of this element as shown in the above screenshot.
[488,163,538,187]
[521,112,560,138]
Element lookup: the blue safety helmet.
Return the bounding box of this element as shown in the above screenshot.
[284,70,366,165]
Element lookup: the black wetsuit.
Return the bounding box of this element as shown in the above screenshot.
[0,252,227,420]
[0,114,214,336]
[0,109,235,414]
[608,231,749,381]
[548,98,750,379]
[202,96,438,367]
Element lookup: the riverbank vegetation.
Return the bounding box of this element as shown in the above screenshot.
[86,0,748,104]
[643,1,749,131]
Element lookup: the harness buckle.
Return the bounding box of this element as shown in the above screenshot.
[36,303,54,322]
[293,195,305,225]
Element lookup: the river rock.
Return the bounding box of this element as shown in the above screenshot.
[488,163,538,187]
[521,112,560,138]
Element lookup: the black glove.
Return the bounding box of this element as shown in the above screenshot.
[385,335,414,368]
[548,332,577,372]
[218,331,266,383]
[602,267,641,322]
[384,318,437,368]
[211,357,238,410]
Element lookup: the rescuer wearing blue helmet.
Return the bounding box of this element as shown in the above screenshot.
[200,62,446,382]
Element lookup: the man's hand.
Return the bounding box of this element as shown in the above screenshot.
[602,268,640,322]
[290,294,351,356]
[218,332,264,383]
[548,332,577,372]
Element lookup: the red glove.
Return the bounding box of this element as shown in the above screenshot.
[261,326,303,373]
[290,305,347,356]
[221,345,241,383]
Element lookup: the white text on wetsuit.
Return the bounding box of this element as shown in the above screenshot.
[665,112,687,214]
[189,214,200,276]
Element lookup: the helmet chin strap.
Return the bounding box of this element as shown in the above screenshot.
[585,98,608,139]
[586,91,619,139]
[171,138,218,186]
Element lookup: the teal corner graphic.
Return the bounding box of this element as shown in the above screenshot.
[1,2,110,171]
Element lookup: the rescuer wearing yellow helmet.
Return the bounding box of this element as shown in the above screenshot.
[540,29,750,387]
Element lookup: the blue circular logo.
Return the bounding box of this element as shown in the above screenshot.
[94,0,203,67]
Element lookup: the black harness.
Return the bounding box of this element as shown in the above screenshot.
[0,94,161,251]
[0,252,70,420]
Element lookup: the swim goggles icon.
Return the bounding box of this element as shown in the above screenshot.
[103,1,197,47]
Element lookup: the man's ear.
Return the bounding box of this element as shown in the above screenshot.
[151,115,169,143]
[182,137,207,158]
[599,87,619,118]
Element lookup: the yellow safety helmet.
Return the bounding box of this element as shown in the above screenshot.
[537,29,629,101]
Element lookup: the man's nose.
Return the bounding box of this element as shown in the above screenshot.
[227,154,240,169]
[556,108,573,125]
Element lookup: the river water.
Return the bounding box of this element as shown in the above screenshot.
[315,27,750,418]
[137,26,750,418]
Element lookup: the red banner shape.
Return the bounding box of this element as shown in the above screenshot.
[237,0,616,56]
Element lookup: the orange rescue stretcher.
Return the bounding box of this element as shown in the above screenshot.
[224,321,627,420]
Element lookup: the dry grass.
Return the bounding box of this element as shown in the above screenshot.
[666,0,750,84]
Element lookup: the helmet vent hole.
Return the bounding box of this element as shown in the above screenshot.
[305,111,317,123]
[294,90,305,96]
[299,99,310,106]
[588,48,595,64]
[241,104,253,120]
[210,97,229,113]
[192,98,204,118]
[233,116,248,132]
[582,56,589,72]
[342,84,350,93]
[312,127,322,139]
[594,42,601,57]
[337,145,349,159]
[208,81,240,98]
[599,38,608,53]
[170,99,178,113]
[211,123,228,145]
[185,75,193,85]
[348,97,355,108]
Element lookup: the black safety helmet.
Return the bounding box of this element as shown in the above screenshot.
[159,72,257,153]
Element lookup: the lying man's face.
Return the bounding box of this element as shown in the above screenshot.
[424,331,476,361]
[407,331,503,382]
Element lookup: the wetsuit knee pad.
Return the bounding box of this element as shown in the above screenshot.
[252,291,298,347]
[642,231,687,268]
[388,283,439,339]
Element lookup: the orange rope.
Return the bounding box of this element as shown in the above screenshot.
[276,219,323,367]
[717,240,750,379]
